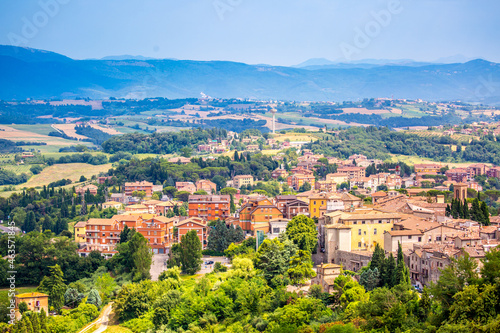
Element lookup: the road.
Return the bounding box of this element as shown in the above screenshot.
[93,304,113,333]
[197,256,231,274]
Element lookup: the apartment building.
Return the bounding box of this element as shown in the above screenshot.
[188,195,230,221]
[287,174,316,191]
[233,175,254,189]
[125,181,154,196]
[337,166,366,180]
[195,179,217,194]
[239,197,284,233]
[177,217,208,248]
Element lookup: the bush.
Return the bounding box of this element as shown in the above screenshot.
[30,165,43,174]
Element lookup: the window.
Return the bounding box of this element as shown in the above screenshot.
[358,242,361,248]
[353,221,357,224]
[364,231,366,235]
[362,221,365,224]
[273,228,280,234]
[418,237,422,242]
[378,220,382,224]
[358,229,361,235]
[314,201,316,205]
[408,235,412,239]
[374,229,377,235]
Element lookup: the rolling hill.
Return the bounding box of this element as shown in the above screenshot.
[1,45,500,104]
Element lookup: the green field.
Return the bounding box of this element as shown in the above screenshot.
[1,164,32,174]
[0,286,38,306]
[9,124,54,136]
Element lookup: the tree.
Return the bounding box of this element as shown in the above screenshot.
[23,211,37,233]
[287,250,316,286]
[382,254,396,288]
[64,287,84,308]
[286,215,318,253]
[87,288,102,309]
[211,175,227,191]
[394,242,410,286]
[254,236,297,287]
[18,301,28,314]
[481,247,500,284]
[132,190,147,200]
[481,201,490,226]
[298,181,311,192]
[128,233,153,281]
[41,215,53,232]
[96,272,117,304]
[167,243,182,268]
[37,264,66,311]
[175,191,191,202]
[360,268,380,291]
[180,230,202,275]
[370,243,385,285]
[207,220,230,253]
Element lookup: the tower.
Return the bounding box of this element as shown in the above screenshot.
[270,108,277,134]
[454,183,468,201]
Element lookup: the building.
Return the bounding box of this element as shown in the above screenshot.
[287,174,316,191]
[468,163,489,178]
[14,293,49,320]
[311,264,342,293]
[337,166,366,180]
[188,195,230,221]
[454,183,468,201]
[274,195,297,213]
[268,218,290,239]
[414,164,442,174]
[283,199,310,219]
[315,180,337,192]
[125,181,154,197]
[322,209,401,263]
[239,197,284,233]
[271,169,288,179]
[125,204,148,214]
[74,221,87,244]
[102,201,123,210]
[137,216,170,253]
[83,218,120,257]
[195,179,217,194]
[177,217,208,248]
[309,193,331,219]
[76,184,98,196]
[233,175,254,189]
[176,182,197,194]
[446,168,468,182]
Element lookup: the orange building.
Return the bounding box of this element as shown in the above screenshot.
[15,293,49,320]
[83,219,120,257]
[188,195,230,221]
[177,217,208,248]
[287,174,316,191]
[137,216,170,253]
[125,181,154,196]
[239,197,283,233]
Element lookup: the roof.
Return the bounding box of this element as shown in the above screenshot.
[103,201,122,205]
[126,204,148,209]
[113,215,141,222]
[318,263,342,269]
[16,292,48,298]
[387,230,423,236]
[86,218,115,226]
[372,191,388,197]
[74,221,87,228]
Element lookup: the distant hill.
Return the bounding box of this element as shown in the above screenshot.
[1,45,500,104]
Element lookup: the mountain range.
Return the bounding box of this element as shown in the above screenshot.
[1,45,500,104]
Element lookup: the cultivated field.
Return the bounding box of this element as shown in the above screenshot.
[22,163,112,188]
[90,124,122,135]
[52,124,89,140]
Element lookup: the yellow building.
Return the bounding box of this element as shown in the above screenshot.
[15,292,49,320]
[233,175,254,189]
[309,193,329,219]
[324,209,400,251]
[74,221,87,244]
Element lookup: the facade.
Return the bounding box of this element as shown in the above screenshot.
[14,293,49,320]
[271,168,288,179]
[326,173,349,184]
[125,181,154,196]
[195,179,217,194]
[74,221,87,244]
[337,166,366,180]
[283,199,310,219]
[102,201,123,210]
[309,193,330,219]
[311,264,342,293]
[176,182,197,194]
[76,184,98,195]
[177,217,208,248]
[188,195,230,221]
[414,164,441,174]
[239,197,284,233]
[287,174,316,191]
[268,218,290,239]
[233,175,254,189]
[274,195,297,214]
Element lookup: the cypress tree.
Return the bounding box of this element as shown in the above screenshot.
[456,199,463,218]
[481,201,490,226]
[463,199,470,219]
[383,254,396,288]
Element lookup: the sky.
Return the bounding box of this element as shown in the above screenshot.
[1,0,499,66]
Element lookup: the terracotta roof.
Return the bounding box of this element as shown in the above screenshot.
[86,218,115,226]
[74,221,87,228]
[387,230,423,236]
[372,191,388,197]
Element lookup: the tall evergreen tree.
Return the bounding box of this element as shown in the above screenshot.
[481,201,490,226]
[42,215,53,232]
[128,232,153,281]
[23,211,37,233]
[180,230,203,275]
[463,199,470,219]
[37,264,66,311]
[383,254,397,288]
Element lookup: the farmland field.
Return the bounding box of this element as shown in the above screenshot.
[22,163,112,189]
[52,124,89,140]
[1,164,32,174]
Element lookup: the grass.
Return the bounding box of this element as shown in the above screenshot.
[1,164,32,174]
[9,124,54,136]
[0,286,38,306]
[22,163,112,189]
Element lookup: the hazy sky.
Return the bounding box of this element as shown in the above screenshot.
[1,0,499,66]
